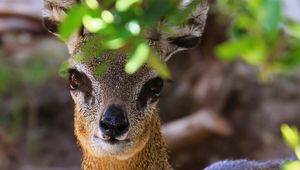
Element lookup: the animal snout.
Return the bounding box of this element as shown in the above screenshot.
[100,104,129,139]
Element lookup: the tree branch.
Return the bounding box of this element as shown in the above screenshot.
[162,109,233,152]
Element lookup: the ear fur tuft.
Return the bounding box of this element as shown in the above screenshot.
[150,0,209,61]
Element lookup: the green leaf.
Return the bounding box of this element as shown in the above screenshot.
[282,161,300,170]
[142,0,176,25]
[86,0,99,9]
[216,37,252,61]
[168,0,202,25]
[242,42,267,65]
[147,52,171,79]
[278,48,300,70]
[116,0,142,12]
[295,146,300,160]
[260,0,282,41]
[101,10,114,23]
[59,5,88,41]
[104,37,127,49]
[286,21,300,39]
[83,15,106,33]
[126,20,141,35]
[59,60,70,77]
[281,124,300,149]
[125,41,150,74]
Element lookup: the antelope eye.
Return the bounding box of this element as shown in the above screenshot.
[137,77,164,110]
[69,69,83,90]
[148,78,163,98]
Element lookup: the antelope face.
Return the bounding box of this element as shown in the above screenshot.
[68,54,162,159]
[42,0,208,160]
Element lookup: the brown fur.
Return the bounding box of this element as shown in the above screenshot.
[80,113,172,170]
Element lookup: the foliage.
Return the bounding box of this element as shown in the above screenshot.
[58,0,300,80]
[281,124,300,170]
[59,0,203,79]
[215,0,300,80]
[215,2,300,168]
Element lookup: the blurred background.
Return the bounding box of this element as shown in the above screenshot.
[1,0,300,169]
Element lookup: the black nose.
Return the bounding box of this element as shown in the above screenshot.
[100,105,129,138]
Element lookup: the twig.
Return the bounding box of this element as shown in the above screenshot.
[162,109,233,152]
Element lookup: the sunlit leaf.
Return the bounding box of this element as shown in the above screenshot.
[125,41,149,74]
[281,124,300,149]
[83,15,106,33]
[59,5,88,40]
[86,0,99,9]
[295,147,300,160]
[282,161,300,170]
[286,21,300,39]
[216,37,252,61]
[126,20,141,35]
[242,42,267,66]
[101,10,114,23]
[104,37,127,49]
[147,52,171,79]
[116,0,142,12]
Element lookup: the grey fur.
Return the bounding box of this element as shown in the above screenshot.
[204,159,285,170]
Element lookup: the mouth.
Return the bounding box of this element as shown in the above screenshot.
[94,135,130,145]
[107,137,122,144]
[88,134,138,160]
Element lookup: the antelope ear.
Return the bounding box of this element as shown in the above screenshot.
[150,0,209,62]
[42,0,75,34]
[42,0,80,54]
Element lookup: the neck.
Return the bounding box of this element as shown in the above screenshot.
[81,114,172,170]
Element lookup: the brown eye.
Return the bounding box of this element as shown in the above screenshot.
[69,69,83,90]
[137,77,164,110]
